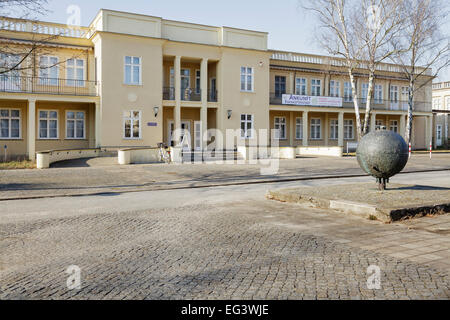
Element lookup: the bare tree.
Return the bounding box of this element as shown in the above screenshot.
[389,0,450,145]
[301,0,365,140]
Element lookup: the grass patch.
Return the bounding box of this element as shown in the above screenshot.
[0,160,36,170]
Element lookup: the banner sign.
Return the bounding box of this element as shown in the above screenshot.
[282,94,343,107]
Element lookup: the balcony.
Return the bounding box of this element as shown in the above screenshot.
[163,87,218,102]
[0,76,98,96]
[270,93,431,112]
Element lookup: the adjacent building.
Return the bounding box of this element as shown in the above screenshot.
[432,81,450,148]
[0,9,434,161]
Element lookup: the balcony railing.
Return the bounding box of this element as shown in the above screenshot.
[270,93,431,112]
[208,90,217,102]
[163,87,216,102]
[0,76,98,96]
[181,88,201,101]
[163,87,175,100]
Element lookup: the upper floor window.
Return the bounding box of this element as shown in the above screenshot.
[39,110,58,139]
[39,56,59,86]
[329,80,340,97]
[124,56,141,85]
[240,114,253,139]
[123,110,141,139]
[66,59,85,87]
[275,76,286,98]
[195,70,201,94]
[344,82,352,102]
[0,109,20,139]
[295,78,307,95]
[311,79,321,96]
[66,111,85,139]
[374,84,383,104]
[361,83,369,102]
[241,67,253,92]
[274,116,286,140]
[390,85,399,102]
[433,98,442,110]
[446,97,450,110]
[401,86,409,101]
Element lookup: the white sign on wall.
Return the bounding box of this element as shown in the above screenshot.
[282,94,343,107]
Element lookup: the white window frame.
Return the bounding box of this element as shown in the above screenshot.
[66,59,85,87]
[344,119,354,140]
[390,85,399,102]
[311,79,321,96]
[361,83,369,102]
[295,117,303,140]
[124,56,142,85]
[329,80,340,97]
[240,114,254,139]
[389,120,399,133]
[39,56,59,86]
[330,119,338,140]
[344,82,352,102]
[274,116,287,140]
[240,67,254,92]
[123,110,142,140]
[38,109,59,140]
[65,110,86,140]
[310,118,322,140]
[446,97,450,111]
[374,84,383,104]
[0,108,21,139]
[295,78,307,96]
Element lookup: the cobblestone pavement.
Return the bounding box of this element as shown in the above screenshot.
[1,154,450,200]
[1,193,449,300]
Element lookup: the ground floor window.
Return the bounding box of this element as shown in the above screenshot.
[274,117,286,140]
[390,120,399,133]
[0,109,20,139]
[344,119,354,140]
[240,114,253,139]
[124,110,141,139]
[295,117,303,139]
[330,119,338,140]
[39,110,58,139]
[66,111,85,139]
[375,120,384,130]
[310,118,321,140]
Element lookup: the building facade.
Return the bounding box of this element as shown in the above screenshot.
[432,81,450,148]
[0,10,433,161]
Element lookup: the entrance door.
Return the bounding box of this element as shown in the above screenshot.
[194,121,202,151]
[437,125,443,146]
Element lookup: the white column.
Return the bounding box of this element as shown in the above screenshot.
[174,56,181,145]
[338,112,344,147]
[324,113,329,146]
[400,114,406,138]
[302,111,308,147]
[95,101,102,148]
[430,115,434,149]
[200,58,208,150]
[27,99,36,161]
[289,111,294,146]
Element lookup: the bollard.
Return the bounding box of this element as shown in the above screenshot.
[408,143,411,159]
[3,145,7,162]
[430,140,432,160]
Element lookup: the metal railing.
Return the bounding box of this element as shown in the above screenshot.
[181,88,201,101]
[208,90,218,102]
[163,87,175,100]
[270,93,431,112]
[0,76,98,96]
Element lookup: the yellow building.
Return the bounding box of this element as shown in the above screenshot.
[432,81,450,148]
[0,9,434,161]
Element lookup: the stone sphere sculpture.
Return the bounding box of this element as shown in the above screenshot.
[356,128,409,190]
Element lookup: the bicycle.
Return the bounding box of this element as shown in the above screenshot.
[157,143,171,164]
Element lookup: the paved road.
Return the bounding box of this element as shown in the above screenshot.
[0,172,449,299]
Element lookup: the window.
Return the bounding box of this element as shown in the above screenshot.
[66,111,85,139]
[39,56,59,85]
[311,79,321,96]
[240,114,253,139]
[376,120,384,130]
[295,78,307,95]
[344,119,354,140]
[124,56,141,85]
[274,117,286,140]
[295,117,303,139]
[374,84,383,104]
[39,110,58,139]
[275,76,286,97]
[310,118,321,139]
[446,97,450,110]
[66,59,85,87]
[0,54,21,89]
[361,83,369,102]
[433,98,442,110]
[330,119,338,140]
[240,67,253,92]
[195,70,201,94]
[390,120,399,133]
[123,111,141,139]
[390,85,399,102]
[344,82,352,102]
[401,86,409,101]
[329,80,340,97]
[0,109,20,139]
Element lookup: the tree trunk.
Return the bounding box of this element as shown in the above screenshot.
[363,72,375,135]
[349,70,362,141]
[405,81,415,144]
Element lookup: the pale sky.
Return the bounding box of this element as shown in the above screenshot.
[40,0,450,81]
